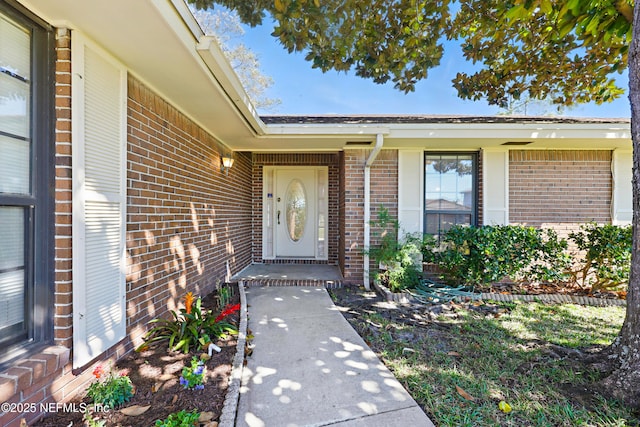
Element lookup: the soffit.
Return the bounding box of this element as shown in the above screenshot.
[14,0,634,152]
[17,0,261,148]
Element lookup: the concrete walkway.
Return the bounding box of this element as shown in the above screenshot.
[236,287,435,427]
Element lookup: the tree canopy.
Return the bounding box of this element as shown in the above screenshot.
[189,0,633,108]
[190,7,281,110]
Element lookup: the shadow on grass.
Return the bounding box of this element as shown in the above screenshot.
[331,289,637,427]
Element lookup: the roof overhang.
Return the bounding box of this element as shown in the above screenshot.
[16,0,633,153]
[18,0,266,147]
[254,116,631,151]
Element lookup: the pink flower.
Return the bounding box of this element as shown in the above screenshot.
[92,365,104,379]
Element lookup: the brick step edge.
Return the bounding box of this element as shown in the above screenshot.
[242,279,343,289]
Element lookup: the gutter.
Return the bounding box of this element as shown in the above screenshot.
[363,133,384,290]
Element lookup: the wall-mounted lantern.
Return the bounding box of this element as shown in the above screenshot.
[221,154,234,174]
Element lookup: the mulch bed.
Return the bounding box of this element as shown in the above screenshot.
[34,284,240,427]
[475,280,626,299]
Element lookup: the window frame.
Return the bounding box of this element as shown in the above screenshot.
[423,151,479,237]
[0,1,55,364]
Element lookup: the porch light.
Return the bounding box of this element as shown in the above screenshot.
[221,154,234,174]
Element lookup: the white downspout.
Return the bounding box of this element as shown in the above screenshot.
[363,134,384,290]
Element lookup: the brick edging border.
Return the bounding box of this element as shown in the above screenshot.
[218,282,248,427]
[373,280,627,307]
[242,279,343,288]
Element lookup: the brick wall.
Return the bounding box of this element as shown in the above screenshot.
[126,76,253,339]
[339,151,346,274]
[251,153,340,265]
[477,150,483,226]
[509,150,612,237]
[1,32,253,425]
[342,149,398,284]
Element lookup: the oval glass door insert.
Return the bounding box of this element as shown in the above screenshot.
[285,179,307,242]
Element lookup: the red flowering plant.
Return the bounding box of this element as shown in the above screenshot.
[86,364,134,409]
[137,291,238,354]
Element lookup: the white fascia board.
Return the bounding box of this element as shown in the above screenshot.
[169,0,205,40]
[264,124,390,136]
[384,122,631,140]
[152,1,266,137]
[196,36,267,136]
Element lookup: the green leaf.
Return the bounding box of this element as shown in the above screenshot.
[505,4,526,20]
[539,0,553,15]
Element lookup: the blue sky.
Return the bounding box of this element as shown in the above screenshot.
[240,22,631,118]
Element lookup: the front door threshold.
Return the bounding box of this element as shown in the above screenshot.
[231,263,343,288]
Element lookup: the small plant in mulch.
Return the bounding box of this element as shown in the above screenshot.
[154,409,200,427]
[136,291,240,354]
[179,356,206,390]
[86,364,134,409]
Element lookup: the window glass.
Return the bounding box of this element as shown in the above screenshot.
[0,135,30,194]
[0,4,52,353]
[0,207,25,339]
[425,153,476,239]
[0,11,30,346]
[285,179,307,242]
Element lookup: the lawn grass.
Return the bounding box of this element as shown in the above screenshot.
[347,300,636,426]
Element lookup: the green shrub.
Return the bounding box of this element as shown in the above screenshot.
[155,409,200,427]
[86,365,134,409]
[366,208,433,292]
[567,223,632,292]
[434,225,569,286]
[367,206,401,268]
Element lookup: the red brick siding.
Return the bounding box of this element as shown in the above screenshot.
[338,151,346,274]
[342,149,399,284]
[53,28,73,351]
[342,150,365,283]
[509,150,612,237]
[370,150,399,261]
[477,150,483,226]
[251,153,340,265]
[126,76,253,338]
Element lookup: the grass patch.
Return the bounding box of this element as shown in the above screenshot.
[340,296,636,426]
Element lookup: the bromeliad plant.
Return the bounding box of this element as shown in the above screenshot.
[86,364,134,409]
[137,291,240,354]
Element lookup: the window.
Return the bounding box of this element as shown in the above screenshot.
[424,153,477,238]
[0,3,54,358]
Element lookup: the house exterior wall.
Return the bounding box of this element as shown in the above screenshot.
[125,75,253,336]
[0,32,253,427]
[509,150,612,237]
[251,153,340,265]
[342,149,398,283]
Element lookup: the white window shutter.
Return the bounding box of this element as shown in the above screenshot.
[72,34,127,368]
[612,150,632,225]
[482,149,509,225]
[398,150,424,238]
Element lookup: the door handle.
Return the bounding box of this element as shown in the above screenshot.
[277,210,281,225]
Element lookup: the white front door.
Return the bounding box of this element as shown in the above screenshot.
[275,169,317,257]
